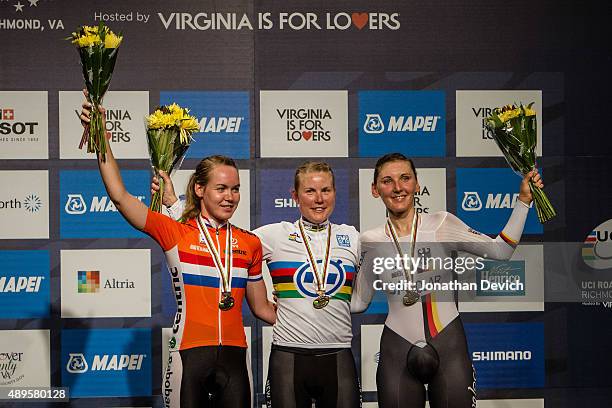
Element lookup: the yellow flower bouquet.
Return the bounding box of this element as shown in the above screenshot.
[69,23,123,161]
[146,104,199,212]
[485,103,556,223]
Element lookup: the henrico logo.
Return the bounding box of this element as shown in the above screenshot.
[274,198,298,208]
[277,108,332,141]
[363,113,441,133]
[0,276,44,293]
[65,194,145,214]
[66,353,146,373]
[0,108,39,136]
[472,350,532,361]
[199,117,244,133]
[0,352,24,382]
[583,219,612,269]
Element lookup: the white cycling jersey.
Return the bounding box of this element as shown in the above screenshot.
[351,202,530,344]
[167,200,360,348]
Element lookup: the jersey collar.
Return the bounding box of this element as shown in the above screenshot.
[298,216,330,232]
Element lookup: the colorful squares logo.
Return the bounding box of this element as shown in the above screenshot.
[78,271,100,293]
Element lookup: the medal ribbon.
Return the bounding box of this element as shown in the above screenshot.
[298,220,332,295]
[386,211,419,285]
[196,215,233,293]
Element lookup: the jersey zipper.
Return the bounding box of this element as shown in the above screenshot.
[215,226,222,345]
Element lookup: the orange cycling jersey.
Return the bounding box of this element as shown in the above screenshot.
[144,210,263,351]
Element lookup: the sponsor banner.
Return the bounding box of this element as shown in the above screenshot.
[161,327,251,383]
[0,170,49,239]
[456,90,542,157]
[260,90,348,158]
[582,218,612,270]
[59,91,150,159]
[0,250,50,318]
[60,249,151,318]
[0,91,48,159]
[162,169,251,229]
[0,330,50,388]
[358,168,446,233]
[258,168,349,226]
[0,1,65,32]
[358,91,446,157]
[159,91,250,159]
[465,323,544,389]
[262,326,273,392]
[61,328,151,397]
[456,168,542,234]
[59,170,149,238]
[459,245,544,312]
[364,400,544,408]
[360,324,384,392]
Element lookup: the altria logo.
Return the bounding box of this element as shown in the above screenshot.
[472,350,532,361]
[277,108,332,142]
[461,192,521,211]
[65,194,145,214]
[363,113,441,134]
[0,276,44,293]
[157,12,400,31]
[199,116,244,133]
[73,108,132,143]
[66,353,146,373]
[0,108,39,137]
[0,194,42,213]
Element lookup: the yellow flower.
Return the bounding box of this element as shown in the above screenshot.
[73,34,101,47]
[104,32,123,49]
[524,107,536,116]
[499,108,521,123]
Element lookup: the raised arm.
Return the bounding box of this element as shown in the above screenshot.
[439,170,543,260]
[80,94,148,230]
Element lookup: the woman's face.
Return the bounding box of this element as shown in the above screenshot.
[292,171,336,224]
[195,165,240,223]
[372,161,419,216]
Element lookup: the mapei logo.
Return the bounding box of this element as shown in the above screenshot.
[65,194,146,214]
[294,259,346,298]
[462,191,521,211]
[0,194,42,213]
[66,353,146,373]
[277,108,333,142]
[583,219,612,269]
[199,117,244,133]
[363,113,441,134]
[0,276,44,293]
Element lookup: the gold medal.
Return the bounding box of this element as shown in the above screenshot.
[219,291,235,311]
[298,220,333,310]
[313,290,330,309]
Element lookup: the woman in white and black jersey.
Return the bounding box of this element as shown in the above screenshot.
[351,153,543,408]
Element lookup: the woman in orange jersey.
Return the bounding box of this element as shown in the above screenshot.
[80,96,276,408]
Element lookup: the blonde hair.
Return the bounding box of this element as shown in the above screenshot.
[181,155,238,221]
[293,161,335,192]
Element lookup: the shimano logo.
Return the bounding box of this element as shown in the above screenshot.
[199,117,243,133]
[363,114,440,133]
[274,198,298,208]
[472,350,532,361]
[0,276,44,293]
[66,353,146,373]
[65,194,146,214]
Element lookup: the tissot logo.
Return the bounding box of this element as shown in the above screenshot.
[0,92,48,159]
[0,107,38,135]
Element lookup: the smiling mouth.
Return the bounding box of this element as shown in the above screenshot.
[391,195,407,201]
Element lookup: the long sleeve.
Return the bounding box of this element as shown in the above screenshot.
[166,198,185,221]
[350,236,377,313]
